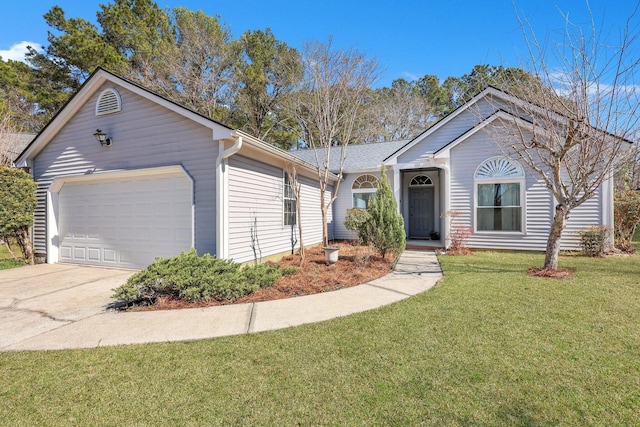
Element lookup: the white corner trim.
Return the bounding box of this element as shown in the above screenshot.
[215,133,243,259]
[602,175,614,228]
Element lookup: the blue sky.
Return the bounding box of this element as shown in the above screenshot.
[1,0,637,87]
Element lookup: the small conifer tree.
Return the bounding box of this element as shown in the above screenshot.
[364,166,406,259]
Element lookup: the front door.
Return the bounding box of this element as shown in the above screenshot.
[409,187,434,238]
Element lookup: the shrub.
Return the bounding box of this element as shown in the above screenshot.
[242,263,282,288]
[361,167,406,259]
[281,266,299,276]
[0,167,37,264]
[578,225,611,257]
[443,210,473,255]
[614,189,640,253]
[112,249,281,305]
[344,208,371,244]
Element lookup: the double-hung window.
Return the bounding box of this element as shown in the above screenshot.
[475,157,525,232]
[284,172,296,226]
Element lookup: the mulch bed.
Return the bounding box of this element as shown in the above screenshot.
[527,266,576,279]
[150,243,394,311]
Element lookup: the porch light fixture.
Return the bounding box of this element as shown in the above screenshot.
[93,129,112,146]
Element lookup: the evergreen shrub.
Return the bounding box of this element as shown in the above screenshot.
[113,249,281,305]
[362,168,406,259]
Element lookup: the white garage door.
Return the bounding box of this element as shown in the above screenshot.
[58,172,193,269]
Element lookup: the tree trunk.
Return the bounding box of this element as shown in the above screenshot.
[321,204,329,247]
[14,227,34,265]
[544,205,568,270]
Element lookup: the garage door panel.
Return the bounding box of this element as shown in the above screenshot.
[58,172,193,269]
[87,247,101,261]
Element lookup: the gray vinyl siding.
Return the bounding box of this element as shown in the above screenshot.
[300,174,332,246]
[333,170,394,240]
[561,187,603,248]
[449,131,551,250]
[449,129,603,251]
[227,155,329,263]
[398,99,495,164]
[32,82,218,257]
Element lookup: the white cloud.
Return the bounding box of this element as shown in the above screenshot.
[0,41,43,62]
[402,72,420,81]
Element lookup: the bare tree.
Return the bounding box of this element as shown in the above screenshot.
[0,108,21,166]
[290,39,379,246]
[358,79,437,143]
[285,164,305,264]
[486,4,640,270]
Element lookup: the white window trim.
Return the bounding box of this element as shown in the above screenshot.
[352,188,377,208]
[352,174,378,208]
[283,171,296,226]
[473,158,526,235]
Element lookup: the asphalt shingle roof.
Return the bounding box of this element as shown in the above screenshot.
[290,140,409,173]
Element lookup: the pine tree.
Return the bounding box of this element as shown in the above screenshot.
[364,166,406,259]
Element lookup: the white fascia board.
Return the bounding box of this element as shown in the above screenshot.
[237,130,339,182]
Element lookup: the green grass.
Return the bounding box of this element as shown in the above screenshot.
[0,244,22,270]
[1,251,640,426]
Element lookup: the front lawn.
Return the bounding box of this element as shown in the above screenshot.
[0,243,23,270]
[1,251,639,425]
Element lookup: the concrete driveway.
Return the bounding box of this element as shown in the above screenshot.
[0,264,135,350]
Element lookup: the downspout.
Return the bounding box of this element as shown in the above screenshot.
[440,162,451,249]
[215,132,243,259]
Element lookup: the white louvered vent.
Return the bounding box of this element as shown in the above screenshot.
[475,157,524,179]
[95,88,122,116]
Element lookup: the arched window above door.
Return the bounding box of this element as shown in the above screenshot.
[409,175,433,187]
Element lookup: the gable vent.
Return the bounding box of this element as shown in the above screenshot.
[95,88,122,116]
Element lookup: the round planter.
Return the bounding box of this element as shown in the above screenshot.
[323,246,340,264]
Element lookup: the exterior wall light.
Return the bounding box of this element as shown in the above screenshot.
[93,129,112,146]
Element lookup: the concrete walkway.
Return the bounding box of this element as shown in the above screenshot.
[1,250,442,351]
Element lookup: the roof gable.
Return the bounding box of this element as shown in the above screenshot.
[383,86,515,162]
[16,68,234,165]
